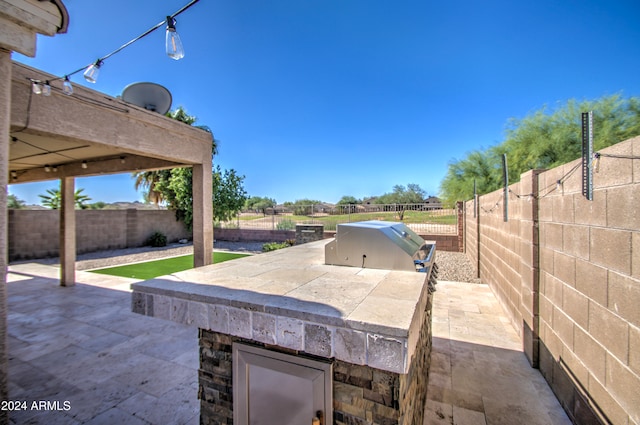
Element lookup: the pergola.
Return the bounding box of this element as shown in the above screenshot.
[0,1,213,419]
[9,61,214,285]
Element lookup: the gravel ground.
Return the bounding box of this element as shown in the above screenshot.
[435,250,481,284]
[25,240,481,283]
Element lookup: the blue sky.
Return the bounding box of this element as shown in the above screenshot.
[11,0,640,205]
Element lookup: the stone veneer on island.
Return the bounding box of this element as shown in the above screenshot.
[131,240,433,424]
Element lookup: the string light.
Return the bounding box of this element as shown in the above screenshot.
[593,152,601,173]
[83,60,103,83]
[165,16,185,60]
[26,0,200,92]
[31,81,42,95]
[62,76,73,95]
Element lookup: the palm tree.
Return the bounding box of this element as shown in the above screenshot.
[132,106,217,206]
[7,194,26,209]
[133,170,169,205]
[39,188,92,209]
[166,106,218,156]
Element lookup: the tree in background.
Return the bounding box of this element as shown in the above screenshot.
[7,194,26,209]
[153,165,247,228]
[439,149,502,207]
[439,94,640,206]
[133,169,170,206]
[245,196,276,215]
[132,107,247,228]
[38,188,91,209]
[212,166,248,223]
[337,196,361,213]
[376,184,426,204]
[375,184,427,220]
[337,196,361,205]
[132,106,217,207]
[284,199,323,216]
[89,201,108,210]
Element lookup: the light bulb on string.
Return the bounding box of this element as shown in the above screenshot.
[42,81,51,96]
[62,76,73,95]
[84,60,103,83]
[165,16,185,60]
[31,81,42,95]
[28,1,200,90]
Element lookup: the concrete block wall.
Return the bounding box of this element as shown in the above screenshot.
[467,176,531,339]
[77,210,128,253]
[537,136,640,425]
[8,210,60,259]
[464,135,640,424]
[126,209,190,247]
[8,209,190,261]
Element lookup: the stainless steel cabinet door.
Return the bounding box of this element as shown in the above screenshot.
[233,343,332,425]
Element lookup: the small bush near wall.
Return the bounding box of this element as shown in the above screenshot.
[276,219,295,230]
[262,240,294,252]
[146,231,167,247]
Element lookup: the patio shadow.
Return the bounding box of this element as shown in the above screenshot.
[7,265,199,425]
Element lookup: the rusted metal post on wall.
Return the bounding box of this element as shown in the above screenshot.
[502,154,509,222]
[582,111,594,201]
[456,201,465,252]
[473,179,477,218]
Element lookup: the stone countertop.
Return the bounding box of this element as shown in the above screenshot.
[131,239,431,374]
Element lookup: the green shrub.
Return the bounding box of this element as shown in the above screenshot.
[262,242,289,252]
[262,240,296,252]
[146,231,167,247]
[276,219,295,230]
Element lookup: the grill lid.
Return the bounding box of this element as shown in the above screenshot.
[325,220,435,272]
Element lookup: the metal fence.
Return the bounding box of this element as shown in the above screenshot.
[214,204,457,234]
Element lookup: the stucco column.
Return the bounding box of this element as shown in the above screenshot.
[192,163,213,267]
[0,47,11,425]
[60,177,76,286]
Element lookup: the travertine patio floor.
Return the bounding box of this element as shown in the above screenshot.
[7,264,198,425]
[7,264,570,424]
[425,281,571,425]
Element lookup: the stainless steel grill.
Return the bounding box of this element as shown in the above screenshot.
[325,221,438,290]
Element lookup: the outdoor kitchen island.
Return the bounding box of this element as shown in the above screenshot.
[131,238,434,425]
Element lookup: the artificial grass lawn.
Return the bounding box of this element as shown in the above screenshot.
[90,252,249,280]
